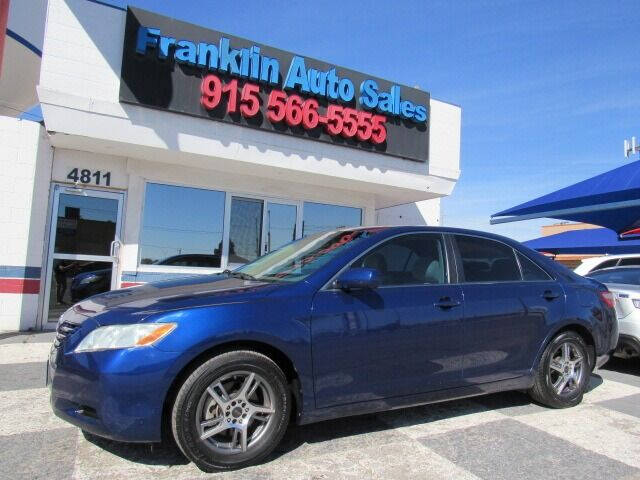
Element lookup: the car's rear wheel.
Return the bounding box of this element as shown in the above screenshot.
[171,350,290,472]
[529,331,590,408]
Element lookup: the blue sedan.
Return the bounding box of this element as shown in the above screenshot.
[48,226,618,471]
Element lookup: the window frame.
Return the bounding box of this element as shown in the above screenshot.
[136,180,365,275]
[450,233,556,284]
[323,232,452,290]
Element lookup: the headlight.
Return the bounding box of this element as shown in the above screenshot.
[74,323,176,353]
[78,275,100,285]
[632,299,640,309]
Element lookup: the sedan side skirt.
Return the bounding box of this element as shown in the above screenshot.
[298,375,534,425]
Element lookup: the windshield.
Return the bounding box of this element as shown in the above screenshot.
[587,268,640,286]
[234,229,383,282]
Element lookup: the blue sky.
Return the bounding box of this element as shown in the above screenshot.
[35,0,640,241]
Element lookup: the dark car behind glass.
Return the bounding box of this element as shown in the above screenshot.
[69,254,221,302]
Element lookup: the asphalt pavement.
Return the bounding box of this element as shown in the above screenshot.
[1,331,639,480]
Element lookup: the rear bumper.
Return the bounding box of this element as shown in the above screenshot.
[48,342,182,443]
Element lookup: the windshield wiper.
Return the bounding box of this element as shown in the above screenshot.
[223,270,258,281]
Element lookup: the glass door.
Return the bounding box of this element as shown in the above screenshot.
[228,197,264,265]
[43,185,124,324]
[227,196,301,268]
[264,201,298,254]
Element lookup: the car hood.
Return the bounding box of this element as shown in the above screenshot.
[68,274,284,323]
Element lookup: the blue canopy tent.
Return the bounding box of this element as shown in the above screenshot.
[491,159,640,237]
[523,228,640,255]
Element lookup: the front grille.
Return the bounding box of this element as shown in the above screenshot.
[54,321,80,347]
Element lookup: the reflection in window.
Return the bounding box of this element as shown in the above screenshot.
[302,202,362,237]
[455,235,521,282]
[55,194,118,256]
[237,229,379,282]
[139,183,225,267]
[229,197,263,264]
[353,234,447,286]
[266,203,297,253]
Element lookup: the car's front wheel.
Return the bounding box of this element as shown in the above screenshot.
[171,350,291,472]
[529,331,590,408]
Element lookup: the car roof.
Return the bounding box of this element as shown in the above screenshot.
[338,225,521,245]
[582,253,640,264]
[587,265,640,275]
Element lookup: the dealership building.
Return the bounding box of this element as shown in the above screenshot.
[0,0,461,331]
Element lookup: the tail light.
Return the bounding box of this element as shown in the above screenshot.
[598,290,615,309]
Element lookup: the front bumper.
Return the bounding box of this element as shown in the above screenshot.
[48,340,182,443]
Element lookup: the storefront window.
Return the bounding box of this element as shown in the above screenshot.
[266,203,297,253]
[302,202,362,237]
[228,197,264,264]
[139,183,225,267]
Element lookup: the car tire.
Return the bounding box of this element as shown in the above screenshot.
[529,331,590,408]
[171,350,291,472]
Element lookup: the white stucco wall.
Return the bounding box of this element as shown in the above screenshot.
[376,199,442,226]
[0,117,52,331]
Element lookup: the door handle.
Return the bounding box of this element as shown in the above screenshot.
[434,297,461,309]
[542,290,560,300]
[110,240,121,260]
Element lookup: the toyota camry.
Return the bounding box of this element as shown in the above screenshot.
[48,226,618,471]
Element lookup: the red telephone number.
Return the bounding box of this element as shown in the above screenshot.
[200,74,387,145]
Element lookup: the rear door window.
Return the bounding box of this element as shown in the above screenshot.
[454,235,521,282]
[592,259,619,271]
[617,258,640,267]
[516,252,552,281]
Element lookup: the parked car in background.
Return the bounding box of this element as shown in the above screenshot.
[154,254,222,268]
[48,227,618,471]
[574,254,640,276]
[70,254,222,302]
[587,266,640,359]
[70,268,112,303]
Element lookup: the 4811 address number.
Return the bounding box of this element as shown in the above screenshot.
[67,168,112,186]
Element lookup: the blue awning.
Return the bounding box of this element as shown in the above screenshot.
[524,228,640,255]
[491,160,640,235]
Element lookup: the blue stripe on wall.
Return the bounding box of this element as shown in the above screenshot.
[0,266,41,279]
[5,29,43,57]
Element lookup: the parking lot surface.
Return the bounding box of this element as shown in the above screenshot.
[1,331,639,480]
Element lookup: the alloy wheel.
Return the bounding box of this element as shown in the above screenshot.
[548,341,585,396]
[195,370,276,454]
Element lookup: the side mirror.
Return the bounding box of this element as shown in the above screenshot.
[335,268,380,291]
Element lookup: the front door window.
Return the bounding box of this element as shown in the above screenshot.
[54,194,118,256]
